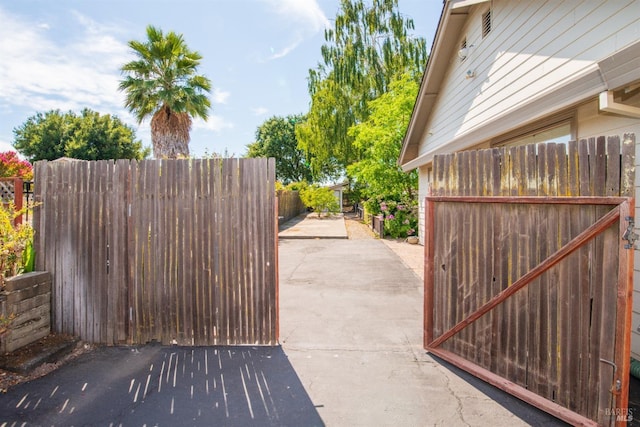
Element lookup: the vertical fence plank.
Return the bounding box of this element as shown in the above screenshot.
[267,157,277,343]
[587,137,606,420]
[35,158,278,347]
[426,136,634,426]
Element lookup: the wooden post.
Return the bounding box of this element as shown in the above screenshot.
[13,178,23,226]
[424,194,435,348]
[614,198,633,427]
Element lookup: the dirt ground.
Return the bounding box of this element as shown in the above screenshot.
[0,335,94,393]
[343,212,376,239]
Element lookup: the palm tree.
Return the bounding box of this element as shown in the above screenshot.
[119,25,211,158]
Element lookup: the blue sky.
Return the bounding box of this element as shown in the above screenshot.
[0,0,442,158]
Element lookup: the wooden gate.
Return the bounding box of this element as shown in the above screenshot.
[424,136,635,426]
[34,158,278,346]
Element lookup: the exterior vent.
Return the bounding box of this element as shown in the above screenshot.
[482,9,491,38]
[458,38,468,61]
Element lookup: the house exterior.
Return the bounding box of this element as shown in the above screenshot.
[399,0,640,356]
[328,182,347,212]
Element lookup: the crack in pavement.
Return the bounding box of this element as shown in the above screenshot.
[438,364,471,427]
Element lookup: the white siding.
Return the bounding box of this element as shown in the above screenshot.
[417,165,431,245]
[419,0,640,157]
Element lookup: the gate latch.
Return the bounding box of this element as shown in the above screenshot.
[622,216,638,249]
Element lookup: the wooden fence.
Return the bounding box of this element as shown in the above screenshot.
[277,189,305,224]
[424,135,635,426]
[34,158,278,346]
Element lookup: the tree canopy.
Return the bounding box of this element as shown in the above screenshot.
[120,25,211,158]
[347,73,418,201]
[12,109,150,162]
[0,151,33,180]
[246,114,313,184]
[297,0,427,176]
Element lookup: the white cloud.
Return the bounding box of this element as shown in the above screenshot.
[261,0,329,60]
[252,107,269,116]
[212,88,230,104]
[0,6,131,117]
[193,115,234,132]
[268,36,304,60]
[264,0,329,32]
[0,140,15,153]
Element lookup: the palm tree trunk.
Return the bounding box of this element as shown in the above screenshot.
[150,106,191,158]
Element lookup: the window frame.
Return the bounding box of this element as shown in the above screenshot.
[491,113,576,149]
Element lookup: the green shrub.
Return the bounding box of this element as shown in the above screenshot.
[299,185,340,217]
[285,181,309,192]
[365,196,418,238]
[0,203,34,288]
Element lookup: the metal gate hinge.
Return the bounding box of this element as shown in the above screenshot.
[622,216,638,249]
[600,359,622,395]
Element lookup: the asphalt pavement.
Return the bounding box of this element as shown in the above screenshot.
[0,345,322,426]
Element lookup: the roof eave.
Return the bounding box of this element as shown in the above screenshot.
[399,1,477,169]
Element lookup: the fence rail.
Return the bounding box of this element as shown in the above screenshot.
[425,135,635,426]
[34,158,278,346]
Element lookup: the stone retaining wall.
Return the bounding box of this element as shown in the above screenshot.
[0,272,51,354]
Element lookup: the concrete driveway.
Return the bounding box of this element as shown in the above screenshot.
[279,237,565,426]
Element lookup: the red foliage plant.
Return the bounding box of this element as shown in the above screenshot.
[0,151,33,180]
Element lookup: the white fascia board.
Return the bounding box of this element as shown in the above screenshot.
[599,91,640,119]
[451,0,490,9]
[400,65,606,171]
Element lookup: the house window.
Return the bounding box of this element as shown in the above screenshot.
[482,9,491,38]
[498,122,572,148]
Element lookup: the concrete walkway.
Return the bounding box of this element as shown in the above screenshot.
[279,234,564,425]
[279,213,348,239]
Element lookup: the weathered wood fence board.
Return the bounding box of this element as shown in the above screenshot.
[276,190,306,224]
[425,135,635,426]
[34,158,277,346]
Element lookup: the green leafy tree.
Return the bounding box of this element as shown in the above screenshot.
[297,0,427,175]
[120,25,212,159]
[12,109,150,162]
[299,184,340,217]
[295,79,353,179]
[347,74,418,201]
[246,114,312,184]
[347,73,419,238]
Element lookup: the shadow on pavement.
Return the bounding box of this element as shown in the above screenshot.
[278,213,307,232]
[0,345,324,427]
[430,354,569,426]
